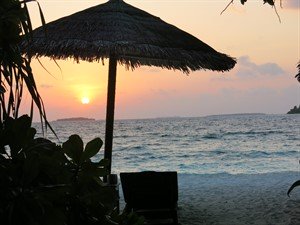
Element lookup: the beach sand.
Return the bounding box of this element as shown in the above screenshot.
[119,172,300,225]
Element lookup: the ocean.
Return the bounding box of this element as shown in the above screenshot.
[35,114,300,175]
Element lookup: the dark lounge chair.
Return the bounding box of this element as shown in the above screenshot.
[120,171,178,225]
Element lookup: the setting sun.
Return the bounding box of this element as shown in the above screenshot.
[81,97,90,104]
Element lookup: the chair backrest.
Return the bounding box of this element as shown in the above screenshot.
[120,171,178,210]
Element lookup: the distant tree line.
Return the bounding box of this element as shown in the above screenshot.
[287,105,300,114]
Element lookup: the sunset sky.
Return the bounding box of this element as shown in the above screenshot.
[24,0,299,121]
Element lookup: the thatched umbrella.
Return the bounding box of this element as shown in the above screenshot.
[26,0,236,174]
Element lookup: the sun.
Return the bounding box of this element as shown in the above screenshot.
[81,97,90,104]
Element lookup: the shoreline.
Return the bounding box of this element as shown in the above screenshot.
[119,171,300,225]
[178,172,300,225]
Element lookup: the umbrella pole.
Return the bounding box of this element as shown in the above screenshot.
[104,56,117,177]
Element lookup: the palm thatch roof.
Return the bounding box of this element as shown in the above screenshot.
[27,0,236,73]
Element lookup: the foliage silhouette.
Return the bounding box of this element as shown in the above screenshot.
[287,105,300,114]
[0,0,50,131]
[0,115,143,225]
[0,1,143,224]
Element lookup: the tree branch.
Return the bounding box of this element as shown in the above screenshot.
[221,0,282,23]
[273,3,281,23]
[221,0,234,15]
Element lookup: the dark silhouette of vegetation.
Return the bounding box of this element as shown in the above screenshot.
[0,1,142,224]
[0,0,50,129]
[287,105,300,114]
[222,0,281,22]
[0,115,143,225]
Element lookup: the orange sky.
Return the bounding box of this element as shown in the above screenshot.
[23,0,299,121]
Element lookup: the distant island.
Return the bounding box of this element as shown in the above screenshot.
[56,117,95,122]
[287,105,300,114]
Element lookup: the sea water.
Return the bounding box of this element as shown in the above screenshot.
[35,114,300,175]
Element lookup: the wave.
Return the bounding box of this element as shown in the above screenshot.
[36,114,300,175]
[202,130,285,140]
[211,150,299,159]
[202,133,221,139]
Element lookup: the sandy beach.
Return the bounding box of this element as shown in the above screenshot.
[120,172,300,225]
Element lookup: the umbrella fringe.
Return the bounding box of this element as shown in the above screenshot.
[22,0,236,72]
[26,39,235,72]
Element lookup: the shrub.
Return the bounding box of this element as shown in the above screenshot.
[0,115,143,225]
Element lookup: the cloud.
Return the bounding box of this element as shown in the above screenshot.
[235,56,285,78]
[40,84,53,89]
[210,74,234,82]
[199,85,299,115]
[284,0,299,9]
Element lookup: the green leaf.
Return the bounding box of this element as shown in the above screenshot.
[81,138,103,163]
[62,135,83,165]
